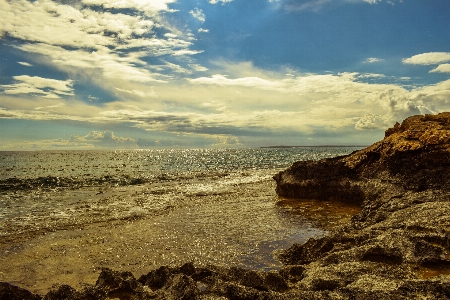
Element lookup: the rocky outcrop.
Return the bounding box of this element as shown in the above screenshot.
[273,112,450,298]
[0,264,295,300]
[4,113,450,299]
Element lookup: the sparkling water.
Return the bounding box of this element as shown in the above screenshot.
[0,147,362,293]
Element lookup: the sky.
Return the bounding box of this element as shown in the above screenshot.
[0,0,450,150]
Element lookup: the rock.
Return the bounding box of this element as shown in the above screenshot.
[138,265,173,290]
[42,284,107,300]
[273,113,450,298]
[95,268,151,299]
[158,274,199,300]
[278,236,334,265]
[0,282,41,300]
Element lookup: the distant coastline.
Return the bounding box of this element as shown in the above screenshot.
[260,145,367,149]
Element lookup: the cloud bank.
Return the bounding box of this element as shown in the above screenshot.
[0,0,449,149]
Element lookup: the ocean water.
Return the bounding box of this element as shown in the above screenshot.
[0,147,362,293]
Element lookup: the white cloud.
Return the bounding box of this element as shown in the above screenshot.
[18,43,168,83]
[81,0,176,14]
[0,131,137,150]
[172,49,204,56]
[116,88,158,98]
[35,103,65,110]
[430,64,450,73]
[198,28,209,33]
[189,74,284,89]
[69,131,136,145]
[188,64,209,72]
[403,52,450,65]
[209,0,234,4]
[0,75,74,99]
[283,0,332,12]
[164,33,178,38]
[17,61,33,67]
[2,0,176,51]
[364,57,384,63]
[2,1,113,49]
[276,0,398,12]
[355,114,385,130]
[212,135,241,147]
[2,0,204,88]
[190,8,206,23]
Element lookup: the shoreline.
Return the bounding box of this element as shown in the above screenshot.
[3,113,450,299]
[0,177,358,296]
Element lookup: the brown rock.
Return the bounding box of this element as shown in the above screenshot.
[274,113,450,299]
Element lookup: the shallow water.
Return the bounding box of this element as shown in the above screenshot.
[0,148,361,294]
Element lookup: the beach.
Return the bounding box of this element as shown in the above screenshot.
[0,148,360,294]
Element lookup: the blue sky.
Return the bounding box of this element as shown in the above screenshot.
[1,0,450,149]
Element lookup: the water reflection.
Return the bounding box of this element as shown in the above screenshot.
[276,197,361,231]
[241,198,361,270]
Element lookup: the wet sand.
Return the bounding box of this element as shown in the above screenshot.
[0,179,360,295]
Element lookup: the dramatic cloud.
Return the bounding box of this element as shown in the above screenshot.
[0,76,74,99]
[17,43,169,84]
[403,52,450,65]
[2,0,204,90]
[355,114,385,130]
[0,0,449,149]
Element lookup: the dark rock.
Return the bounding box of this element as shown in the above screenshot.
[263,271,289,293]
[94,268,151,299]
[178,262,196,276]
[240,270,266,291]
[224,283,261,300]
[278,236,334,265]
[138,266,173,290]
[0,282,41,300]
[43,285,79,300]
[273,112,450,298]
[279,265,305,283]
[42,284,107,300]
[158,274,199,300]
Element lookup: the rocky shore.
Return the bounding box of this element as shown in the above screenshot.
[2,113,450,299]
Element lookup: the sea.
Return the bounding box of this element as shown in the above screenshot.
[0,147,362,293]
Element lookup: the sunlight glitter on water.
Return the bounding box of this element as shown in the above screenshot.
[0,147,363,293]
